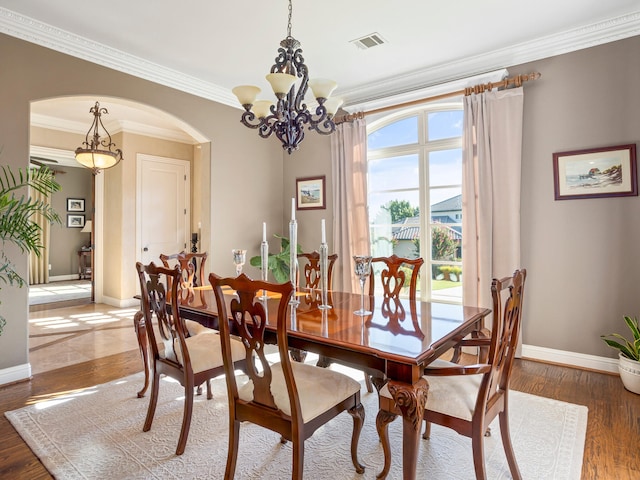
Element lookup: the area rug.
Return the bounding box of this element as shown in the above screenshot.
[6,372,587,479]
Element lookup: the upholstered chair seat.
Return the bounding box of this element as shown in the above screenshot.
[238,361,362,423]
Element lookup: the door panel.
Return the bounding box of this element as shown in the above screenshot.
[138,155,190,265]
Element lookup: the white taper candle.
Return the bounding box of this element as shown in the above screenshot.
[321,219,326,244]
[262,222,267,242]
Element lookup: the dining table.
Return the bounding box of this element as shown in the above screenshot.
[134,286,490,480]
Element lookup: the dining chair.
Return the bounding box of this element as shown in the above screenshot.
[361,254,424,392]
[297,250,338,291]
[160,251,208,305]
[368,254,424,299]
[290,251,338,363]
[375,269,527,480]
[210,273,365,480]
[135,261,246,455]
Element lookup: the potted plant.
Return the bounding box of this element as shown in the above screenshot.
[0,164,61,335]
[601,315,640,394]
[249,234,302,283]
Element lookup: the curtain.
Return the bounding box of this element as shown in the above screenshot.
[29,187,51,285]
[462,87,524,311]
[330,118,370,293]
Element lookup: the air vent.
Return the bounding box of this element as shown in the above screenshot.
[350,33,386,50]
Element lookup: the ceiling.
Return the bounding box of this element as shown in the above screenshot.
[1,1,639,153]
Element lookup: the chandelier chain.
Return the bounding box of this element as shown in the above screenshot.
[287,0,293,38]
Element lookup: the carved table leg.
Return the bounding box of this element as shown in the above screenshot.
[289,348,308,363]
[133,310,150,398]
[387,378,428,480]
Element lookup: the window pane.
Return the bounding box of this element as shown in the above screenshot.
[430,187,461,211]
[368,116,418,149]
[427,110,463,141]
[369,191,420,226]
[431,263,462,302]
[430,225,461,261]
[429,149,462,187]
[369,154,419,192]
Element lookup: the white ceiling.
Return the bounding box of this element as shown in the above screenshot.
[1,1,639,149]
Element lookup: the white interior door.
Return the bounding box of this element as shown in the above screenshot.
[137,154,190,265]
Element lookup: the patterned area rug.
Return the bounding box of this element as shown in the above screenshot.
[6,372,587,479]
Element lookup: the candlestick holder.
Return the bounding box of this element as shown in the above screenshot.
[259,239,269,300]
[289,218,299,306]
[318,242,332,310]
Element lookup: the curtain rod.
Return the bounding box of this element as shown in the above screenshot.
[334,72,541,124]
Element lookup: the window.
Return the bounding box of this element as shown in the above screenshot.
[367,103,463,303]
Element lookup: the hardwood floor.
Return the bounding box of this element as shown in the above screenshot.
[1,302,638,479]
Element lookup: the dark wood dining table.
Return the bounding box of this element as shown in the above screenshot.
[134,287,490,480]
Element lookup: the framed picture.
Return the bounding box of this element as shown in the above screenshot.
[67,214,85,228]
[67,198,85,212]
[296,175,326,210]
[553,144,637,200]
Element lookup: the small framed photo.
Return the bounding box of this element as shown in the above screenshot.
[67,198,85,212]
[67,214,85,228]
[296,175,326,210]
[553,144,637,200]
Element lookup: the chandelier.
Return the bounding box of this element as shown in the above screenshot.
[232,0,343,154]
[75,101,123,174]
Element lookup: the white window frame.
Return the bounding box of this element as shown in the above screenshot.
[367,101,463,303]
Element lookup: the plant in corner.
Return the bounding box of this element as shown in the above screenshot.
[601,315,640,394]
[249,234,302,283]
[0,164,61,335]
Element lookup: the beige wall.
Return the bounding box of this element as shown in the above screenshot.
[511,35,640,358]
[1,30,639,378]
[0,33,283,373]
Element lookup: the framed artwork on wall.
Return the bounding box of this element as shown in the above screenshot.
[296,175,326,210]
[553,144,637,200]
[67,198,85,212]
[67,214,85,228]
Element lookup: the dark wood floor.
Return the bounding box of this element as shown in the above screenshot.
[1,353,638,479]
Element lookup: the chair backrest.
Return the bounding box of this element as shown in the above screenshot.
[368,254,424,300]
[160,251,208,304]
[136,261,190,368]
[297,251,338,290]
[480,269,527,410]
[210,274,299,420]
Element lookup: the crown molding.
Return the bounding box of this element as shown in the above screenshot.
[0,7,239,108]
[340,11,640,107]
[1,8,639,109]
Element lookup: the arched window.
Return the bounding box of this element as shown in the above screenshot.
[367,103,463,303]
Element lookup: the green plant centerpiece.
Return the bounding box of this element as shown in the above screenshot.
[249,234,302,283]
[601,315,640,394]
[0,165,61,335]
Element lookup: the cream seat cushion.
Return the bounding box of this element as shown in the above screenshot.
[184,319,216,336]
[238,362,361,423]
[173,330,245,374]
[380,358,483,421]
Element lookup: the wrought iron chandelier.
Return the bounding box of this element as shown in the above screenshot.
[232,0,343,154]
[75,101,123,174]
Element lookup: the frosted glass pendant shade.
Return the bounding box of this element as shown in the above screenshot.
[252,100,274,118]
[266,73,297,95]
[323,97,343,116]
[75,151,119,170]
[309,78,337,99]
[232,85,261,106]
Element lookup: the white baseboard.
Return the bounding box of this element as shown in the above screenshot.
[521,344,619,374]
[100,295,139,309]
[49,274,80,282]
[0,363,31,387]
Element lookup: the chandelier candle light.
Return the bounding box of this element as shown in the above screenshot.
[319,218,332,310]
[232,0,343,154]
[289,198,299,306]
[260,222,269,300]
